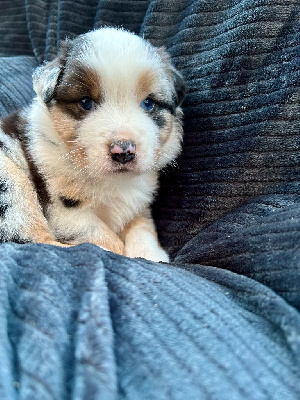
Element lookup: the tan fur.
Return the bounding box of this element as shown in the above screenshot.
[0,154,56,244]
[51,107,78,141]
[0,28,186,261]
[121,212,168,261]
[121,215,158,240]
[159,115,174,145]
[91,226,125,255]
[136,70,155,100]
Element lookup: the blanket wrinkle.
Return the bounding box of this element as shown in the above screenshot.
[175,194,300,309]
[0,0,299,399]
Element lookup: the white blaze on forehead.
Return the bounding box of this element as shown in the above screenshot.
[75,28,172,101]
[80,28,160,70]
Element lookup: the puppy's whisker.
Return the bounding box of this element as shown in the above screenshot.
[59,147,85,160]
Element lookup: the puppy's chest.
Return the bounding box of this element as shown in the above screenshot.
[95,202,134,233]
[94,187,143,232]
[51,175,155,233]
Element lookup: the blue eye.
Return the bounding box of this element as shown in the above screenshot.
[79,98,94,111]
[141,98,155,112]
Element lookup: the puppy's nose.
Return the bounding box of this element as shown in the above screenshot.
[110,140,136,164]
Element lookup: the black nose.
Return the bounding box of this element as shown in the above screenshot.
[110,141,136,164]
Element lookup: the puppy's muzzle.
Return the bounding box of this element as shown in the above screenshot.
[110,141,136,164]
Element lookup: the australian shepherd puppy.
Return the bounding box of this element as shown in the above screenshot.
[0,27,186,262]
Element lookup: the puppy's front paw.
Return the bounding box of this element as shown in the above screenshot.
[97,239,125,256]
[125,245,169,263]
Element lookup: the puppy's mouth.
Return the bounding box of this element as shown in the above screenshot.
[113,163,136,173]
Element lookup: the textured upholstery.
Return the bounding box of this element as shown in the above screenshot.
[0,1,299,398]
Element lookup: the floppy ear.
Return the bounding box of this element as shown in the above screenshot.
[157,47,187,107]
[32,41,70,103]
[33,60,62,103]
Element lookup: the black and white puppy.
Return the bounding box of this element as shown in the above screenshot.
[0,27,186,262]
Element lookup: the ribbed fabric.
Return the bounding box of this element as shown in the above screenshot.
[0,243,298,400]
[175,194,300,309]
[0,0,152,62]
[0,244,116,400]
[149,0,300,257]
[0,0,298,255]
[0,56,37,115]
[0,1,33,57]
[0,1,299,399]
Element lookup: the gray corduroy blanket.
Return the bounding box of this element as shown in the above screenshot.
[0,1,299,399]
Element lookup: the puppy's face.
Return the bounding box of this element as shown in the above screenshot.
[33,28,186,178]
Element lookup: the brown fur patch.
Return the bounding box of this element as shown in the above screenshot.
[54,63,101,119]
[158,116,173,145]
[50,106,88,170]
[1,111,26,140]
[50,175,86,203]
[32,230,61,245]
[2,156,54,242]
[51,107,78,141]
[1,111,51,212]
[96,232,125,255]
[136,70,155,100]
[48,63,99,169]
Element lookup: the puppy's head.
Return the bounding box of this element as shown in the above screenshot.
[33,28,186,178]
